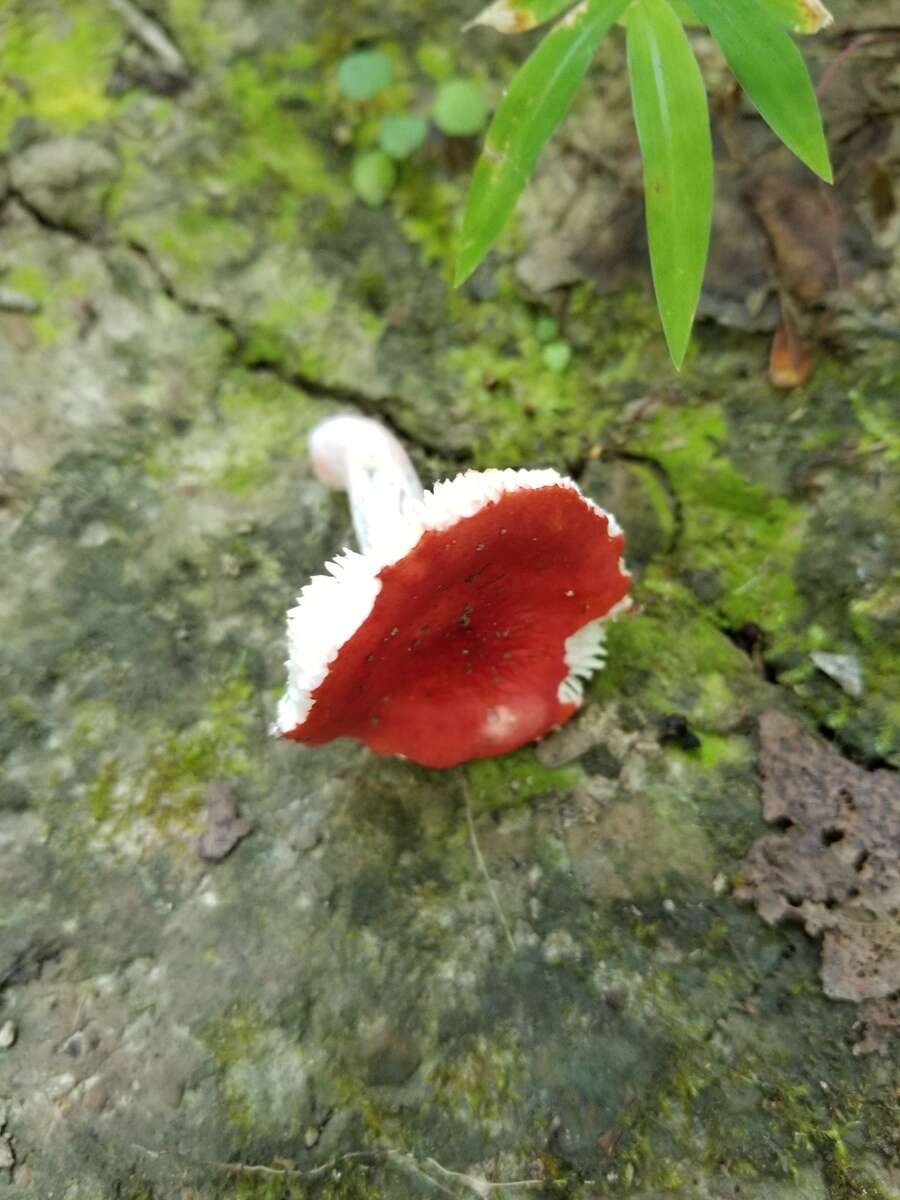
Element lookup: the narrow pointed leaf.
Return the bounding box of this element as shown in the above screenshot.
[626,0,713,368]
[669,0,703,24]
[464,0,577,34]
[758,0,833,34]
[456,0,629,285]
[686,0,832,180]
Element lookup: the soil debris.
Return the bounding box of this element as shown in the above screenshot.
[195,782,253,863]
[658,713,701,752]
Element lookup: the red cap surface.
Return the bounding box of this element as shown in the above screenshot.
[277,469,629,768]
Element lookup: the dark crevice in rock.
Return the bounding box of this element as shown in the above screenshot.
[588,448,684,552]
[723,623,781,683]
[0,197,462,467]
[0,936,64,994]
[4,189,99,244]
[122,237,465,465]
[813,719,896,774]
[124,237,236,331]
[5,191,465,466]
[722,628,896,771]
[240,355,472,466]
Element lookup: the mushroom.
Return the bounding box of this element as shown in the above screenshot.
[275,415,630,768]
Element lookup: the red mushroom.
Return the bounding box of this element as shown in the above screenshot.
[275,415,630,768]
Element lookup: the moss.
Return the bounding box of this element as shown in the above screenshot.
[430,283,662,470]
[165,0,229,70]
[205,1003,268,1069]
[694,730,749,769]
[153,201,256,279]
[238,276,384,384]
[113,1180,156,1200]
[608,944,887,1194]
[820,1132,892,1200]
[626,401,808,650]
[85,755,119,822]
[6,263,51,304]
[592,590,758,717]
[233,1178,303,1200]
[1,693,44,754]
[426,1038,521,1125]
[222,52,334,195]
[211,370,323,494]
[0,1,120,142]
[80,667,257,845]
[415,41,455,81]
[465,749,580,816]
[850,384,900,465]
[3,263,75,344]
[205,1006,291,1139]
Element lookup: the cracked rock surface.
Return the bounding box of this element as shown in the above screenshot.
[1,1,899,1198]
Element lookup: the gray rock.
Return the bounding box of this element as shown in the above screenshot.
[811,651,864,698]
[9,137,119,233]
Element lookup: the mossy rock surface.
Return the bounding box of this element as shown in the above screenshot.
[1,1,898,1197]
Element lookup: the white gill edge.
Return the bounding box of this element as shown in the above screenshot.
[275,467,628,735]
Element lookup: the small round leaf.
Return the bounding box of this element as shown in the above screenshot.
[352,149,397,207]
[432,79,487,137]
[542,341,572,372]
[378,110,428,160]
[540,343,573,369]
[337,50,392,101]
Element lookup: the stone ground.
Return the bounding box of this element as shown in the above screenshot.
[1,0,899,1197]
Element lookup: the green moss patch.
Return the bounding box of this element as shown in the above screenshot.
[0,1,120,142]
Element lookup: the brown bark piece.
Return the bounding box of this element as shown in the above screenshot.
[736,712,900,1051]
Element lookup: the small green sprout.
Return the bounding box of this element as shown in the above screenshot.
[432,79,488,136]
[337,49,393,101]
[535,315,559,342]
[352,149,397,206]
[542,341,572,371]
[379,110,429,160]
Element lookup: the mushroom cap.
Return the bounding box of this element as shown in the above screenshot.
[276,468,630,768]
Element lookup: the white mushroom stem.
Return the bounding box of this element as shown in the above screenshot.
[308,414,425,555]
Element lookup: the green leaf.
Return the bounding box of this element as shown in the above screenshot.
[686,0,832,180]
[758,0,833,33]
[352,149,397,206]
[542,340,572,371]
[668,0,703,24]
[337,50,392,101]
[535,315,559,341]
[464,0,577,35]
[456,0,629,285]
[432,79,488,136]
[626,0,713,369]
[378,110,428,160]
